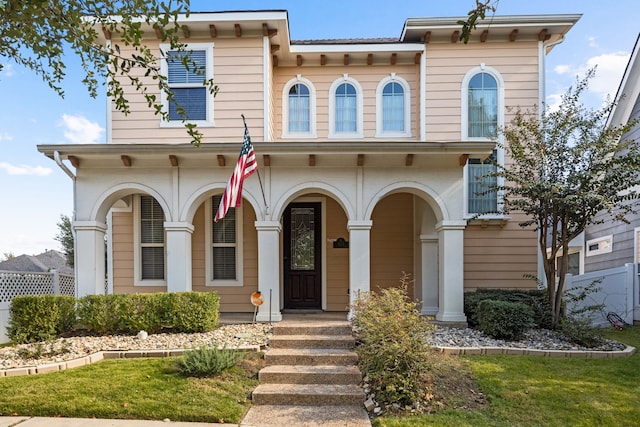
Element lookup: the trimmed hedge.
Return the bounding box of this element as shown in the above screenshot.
[8,291,220,343]
[8,295,76,344]
[464,289,551,329]
[77,292,220,335]
[477,299,533,340]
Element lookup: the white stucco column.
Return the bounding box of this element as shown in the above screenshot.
[255,221,283,322]
[74,220,107,297]
[420,234,439,316]
[348,220,372,313]
[436,220,467,322]
[164,222,194,293]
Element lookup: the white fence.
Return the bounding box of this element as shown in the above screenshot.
[565,263,638,328]
[0,270,75,343]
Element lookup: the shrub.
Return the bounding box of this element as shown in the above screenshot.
[77,294,125,334]
[477,299,533,341]
[559,316,605,348]
[177,346,243,377]
[465,289,551,329]
[351,275,435,407]
[162,292,220,333]
[8,295,76,344]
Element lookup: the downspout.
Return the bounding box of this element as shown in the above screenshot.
[537,34,566,288]
[54,151,78,295]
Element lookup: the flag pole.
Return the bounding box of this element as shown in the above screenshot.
[241,114,269,216]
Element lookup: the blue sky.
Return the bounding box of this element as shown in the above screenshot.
[0,0,638,257]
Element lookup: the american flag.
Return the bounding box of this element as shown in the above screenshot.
[214,124,257,222]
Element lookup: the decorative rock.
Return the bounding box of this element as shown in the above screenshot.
[137,330,148,340]
[363,397,376,411]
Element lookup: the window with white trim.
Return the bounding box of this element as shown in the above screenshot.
[466,150,498,215]
[586,235,613,257]
[461,65,504,140]
[329,75,363,138]
[206,196,243,285]
[138,195,165,282]
[556,252,581,277]
[375,74,411,137]
[160,43,214,127]
[282,76,317,138]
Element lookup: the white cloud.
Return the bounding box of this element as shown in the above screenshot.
[587,36,598,49]
[554,65,571,75]
[0,162,53,176]
[0,63,16,77]
[0,132,13,142]
[60,114,104,144]
[545,93,563,112]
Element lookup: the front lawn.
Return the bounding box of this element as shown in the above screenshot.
[0,351,264,423]
[374,326,640,426]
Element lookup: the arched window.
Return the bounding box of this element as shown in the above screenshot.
[288,83,310,133]
[329,75,363,138]
[382,82,404,131]
[467,72,498,138]
[335,83,357,132]
[282,76,316,138]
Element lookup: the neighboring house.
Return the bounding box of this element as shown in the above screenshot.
[578,34,640,275]
[0,250,73,275]
[37,10,580,322]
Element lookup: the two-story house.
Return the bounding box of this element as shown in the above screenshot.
[38,10,580,322]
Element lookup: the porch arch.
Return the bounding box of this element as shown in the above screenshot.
[180,183,263,223]
[89,182,172,223]
[272,182,355,221]
[364,181,448,223]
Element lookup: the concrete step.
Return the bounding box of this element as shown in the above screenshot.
[259,365,362,384]
[269,334,355,349]
[241,404,371,426]
[273,321,352,337]
[252,383,365,406]
[265,348,359,366]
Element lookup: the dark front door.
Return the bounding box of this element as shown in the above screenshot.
[283,202,322,309]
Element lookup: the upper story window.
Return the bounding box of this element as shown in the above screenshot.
[289,84,310,132]
[375,74,411,137]
[160,43,214,127]
[461,65,503,140]
[282,75,316,138]
[329,75,363,138]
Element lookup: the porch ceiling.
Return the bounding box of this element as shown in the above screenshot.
[38,141,495,170]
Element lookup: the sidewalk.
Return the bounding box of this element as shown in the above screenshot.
[0,417,238,427]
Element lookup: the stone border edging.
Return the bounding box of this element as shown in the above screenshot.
[432,345,637,358]
[0,345,261,378]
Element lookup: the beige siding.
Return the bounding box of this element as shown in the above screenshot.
[371,193,414,297]
[325,197,349,311]
[464,211,538,290]
[111,210,167,294]
[273,64,420,141]
[425,41,540,141]
[191,200,258,312]
[110,37,265,143]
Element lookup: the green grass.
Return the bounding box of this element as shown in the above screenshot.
[0,352,263,423]
[374,326,640,427]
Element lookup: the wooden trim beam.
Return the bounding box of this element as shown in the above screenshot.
[263,155,271,167]
[414,52,421,64]
[390,53,397,65]
[121,155,131,167]
[296,55,302,66]
[459,154,469,166]
[182,25,190,39]
[68,155,79,168]
[235,24,242,37]
[309,154,316,167]
[357,154,364,167]
[270,44,280,54]
[344,54,349,66]
[509,29,518,42]
[169,155,178,167]
[405,154,414,166]
[424,31,431,44]
[209,25,217,38]
[538,28,550,41]
[367,54,373,65]
[480,30,489,42]
[154,26,162,40]
[451,30,459,43]
[101,27,112,40]
[217,155,226,167]
[262,23,269,36]
[273,55,279,67]
[320,54,326,66]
